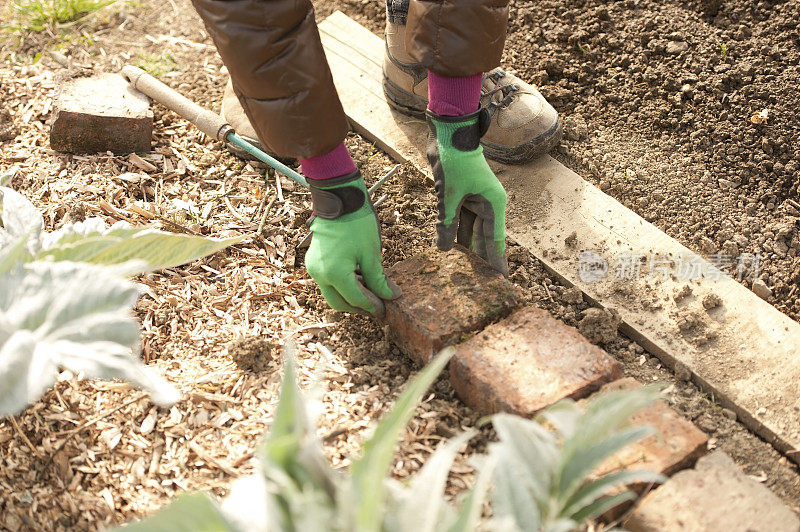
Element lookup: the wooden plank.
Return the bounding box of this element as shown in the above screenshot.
[318,11,800,464]
[319,14,429,172]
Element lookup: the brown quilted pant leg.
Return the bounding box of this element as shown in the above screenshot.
[405,0,510,77]
[191,0,350,158]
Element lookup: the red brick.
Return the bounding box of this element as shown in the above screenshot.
[624,451,800,532]
[593,378,708,478]
[451,306,623,416]
[383,246,521,365]
[50,73,153,154]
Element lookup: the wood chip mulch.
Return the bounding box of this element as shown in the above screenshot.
[0,3,485,529]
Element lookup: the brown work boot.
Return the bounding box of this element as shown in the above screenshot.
[382,22,563,165]
[221,79,297,164]
[382,21,429,118]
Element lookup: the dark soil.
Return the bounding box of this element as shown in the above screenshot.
[508,0,800,320]
[228,337,276,373]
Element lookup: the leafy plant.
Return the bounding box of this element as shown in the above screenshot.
[0,187,241,276]
[120,341,664,532]
[133,51,178,77]
[120,346,482,532]
[488,386,666,531]
[0,260,179,417]
[6,0,116,32]
[716,39,727,60]
[0,186,240,416]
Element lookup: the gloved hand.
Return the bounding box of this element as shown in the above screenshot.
[305,171,400,317]
[426,109,509,275]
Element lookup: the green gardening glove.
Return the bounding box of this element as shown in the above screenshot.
[305,171,400,317]
[426,109,509,275]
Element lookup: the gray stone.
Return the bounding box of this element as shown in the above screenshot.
[666,41,689,54]
[564,115,588,141]
[752,278,773,300]
[50,73,153,154]
[624,451,800,532]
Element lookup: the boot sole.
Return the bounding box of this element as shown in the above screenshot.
[383,73,427,118]
[383,73,563,165]
[481,117,564,165]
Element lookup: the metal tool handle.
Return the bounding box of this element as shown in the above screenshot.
[121,65,229,141]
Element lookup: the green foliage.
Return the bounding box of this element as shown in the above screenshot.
[133,51,178,77]
[121,345,665,532]
[0,187,241,276]
[116,493,234,532]
[0,186,238,416]
[347,347,453,531]
[6,0,116,32]
[242,344,463,532]
[0,170,13,187]
[716,40,727,60]
[120,347,477,532]
[39,218,240,274]
[488,385,667,531]
[0,261,180,417]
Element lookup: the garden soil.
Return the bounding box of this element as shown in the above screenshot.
[0,0,799,529]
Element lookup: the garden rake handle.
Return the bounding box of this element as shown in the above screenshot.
[122,65,229,141]
[120,65,308,187]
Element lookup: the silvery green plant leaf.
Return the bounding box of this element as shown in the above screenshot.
[346,347,454,532]
[220,473,271,532]
[0,236,29,275]
[552,385,665,504]
[384,429,476,532]
[448,453,496,532]
[0,168,14,187]
[253,340,339,531]
[0,261,179,417]
[38,217,243,274]
[489,385,665,531]
[0,186,43,257]
[0,186,239,276]
[489,416,548,530]
[116,492,238,532]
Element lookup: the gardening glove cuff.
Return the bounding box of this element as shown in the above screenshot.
[426,109,509,275]
[305,171,401,317]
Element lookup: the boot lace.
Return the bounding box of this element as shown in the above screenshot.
[482,69,520,118]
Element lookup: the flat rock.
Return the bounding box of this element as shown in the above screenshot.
[50,72,153,154]
[451,306,622,416]
[666,41,689,54]
[593,378,708,478]
[383,246,521,365]
[624,451,800,532]
[752,278,773,300]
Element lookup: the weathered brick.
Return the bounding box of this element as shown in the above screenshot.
[50,73,153,154]
[450,306,622,416]
[383,246,521,364]
[624,451,800,532]
[593,378,708,478]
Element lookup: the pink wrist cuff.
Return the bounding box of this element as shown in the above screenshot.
[299,142,358,180]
